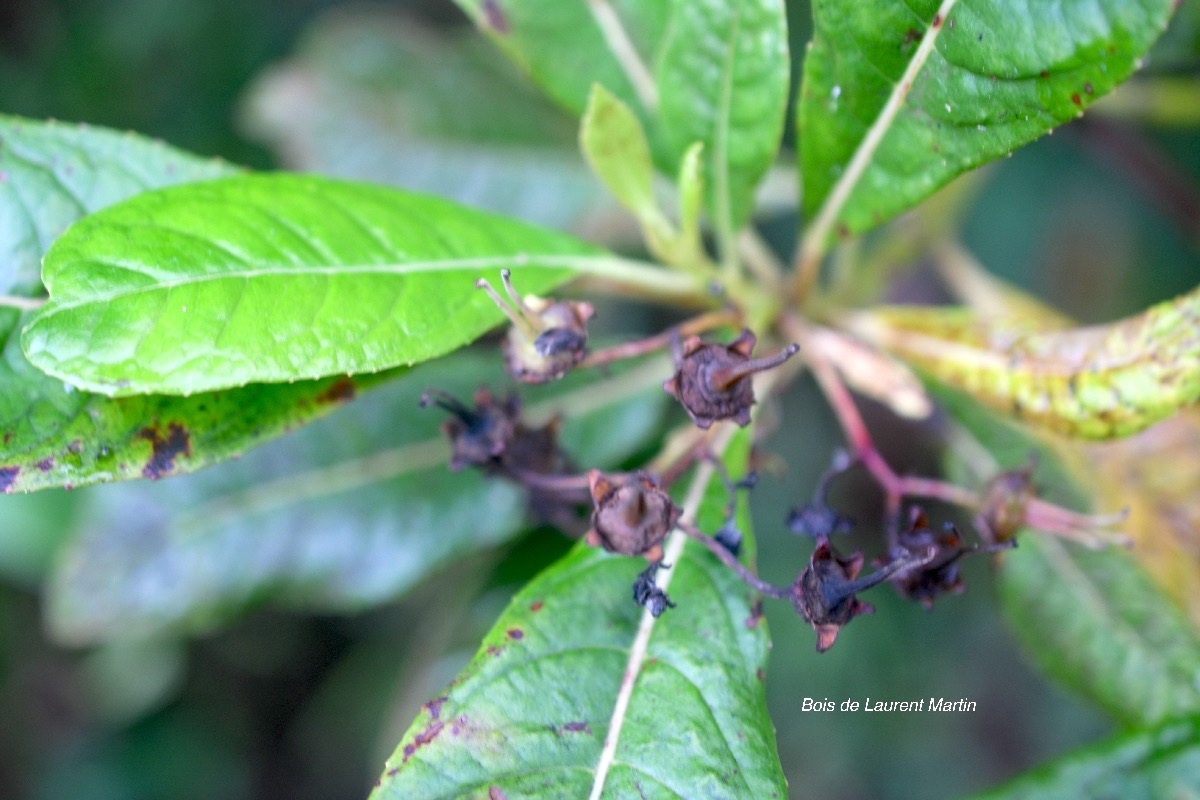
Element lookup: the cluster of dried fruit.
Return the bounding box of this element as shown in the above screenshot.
[420,273,1062,651]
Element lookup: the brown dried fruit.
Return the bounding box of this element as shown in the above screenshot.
[663,329,798,429]
[792,535,934,652]
[886,508,969,608]
[477,269,594,383]
[420,387,519,472]
[881,507,1015,609]
[585,470,681,560]
[977,457,1037,544]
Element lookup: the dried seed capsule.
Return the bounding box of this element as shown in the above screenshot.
[881,507,1015,609]
[886,508,969,608]
[663,329,798,428]
[977,457,1037,544]
[476,269,594,383]
[420,387,519,471]
[585,470,681,561]
[792,535,934,652]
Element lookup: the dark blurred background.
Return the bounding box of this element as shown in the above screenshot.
[1,1,1198,798]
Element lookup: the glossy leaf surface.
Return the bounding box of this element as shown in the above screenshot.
[655,0,789,230]
[23,173,597,395]
[799,0,1176,239]
[846,284,1200,439]
[0,121,377,492]
[0,306,390,492]
[46,351,671,642]
[373,428,787,799]
[0,114,238,295]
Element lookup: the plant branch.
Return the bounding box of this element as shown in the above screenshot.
[579,308,739,369]
[791,0,960,302]
[678,520,791,599]
[586,0,659,112]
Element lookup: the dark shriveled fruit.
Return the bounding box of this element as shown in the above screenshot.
[585,470,681,561]
[477,269,594,383]
[663,329,798,428]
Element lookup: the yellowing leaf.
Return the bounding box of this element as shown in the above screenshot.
[1088,410,1200,628]
[845,284,1200,439]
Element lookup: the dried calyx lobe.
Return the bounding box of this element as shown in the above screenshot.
[477,269,594,384]
[663,329,799,428]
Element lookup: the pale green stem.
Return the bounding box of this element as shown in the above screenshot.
[792,0,960,302]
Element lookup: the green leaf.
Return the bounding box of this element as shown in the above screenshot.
[0,120,366,492]
[579,83,667,227]
[656,0,789,231]
[845,284,1200,439]
[799,0,1176,242]
[238,8,617,234]
[46,351,670,642]
[452,0,671,124]
[455,0,789,231]
[0,306,394,492]
[966,715,1200,800]
[22,173,598,396]
[937,386,1200,727]
[373,427,787,798]
[0,114,239,295]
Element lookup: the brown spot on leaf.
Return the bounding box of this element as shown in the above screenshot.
[489,786,507,800]
[315,377,355,405]
[903,28,921,45]
[139,422,191,479]
[1071,93,1082,106]
[36,457,53,472]
[745,599,765,629]
[756,668,765,682]
[529,600,544,613]
[506,628,524,641]
[2,432,11,445]
[558,721,592,735]
[932,13,943,27]
[425,696,447,720]
[486,644,503,657]
[482,0,509,32]
[1039,70,1050,79]
[1083,81,1094,95]
[0,466,18,492]
[401,720,445,763]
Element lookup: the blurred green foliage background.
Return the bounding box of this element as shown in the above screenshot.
[1,1,1198,798]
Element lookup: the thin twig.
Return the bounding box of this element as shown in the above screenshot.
[678,520,791,599]
[579,308,739,370]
